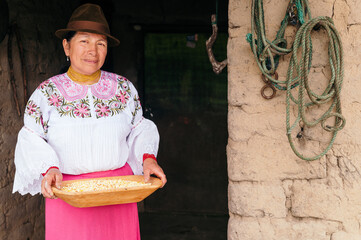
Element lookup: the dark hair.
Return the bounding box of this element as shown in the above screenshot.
[58,31,76,74]
[64,31,76,42]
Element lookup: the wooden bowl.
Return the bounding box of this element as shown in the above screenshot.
[52,175,162,208]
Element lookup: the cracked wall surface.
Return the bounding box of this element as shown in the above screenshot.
[227,0,361,239]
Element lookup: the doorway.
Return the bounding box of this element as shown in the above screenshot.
[140,32,228,239]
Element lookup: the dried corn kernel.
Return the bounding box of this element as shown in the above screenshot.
[61,179,151,192]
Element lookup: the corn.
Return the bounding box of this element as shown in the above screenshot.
[61,179,151,192]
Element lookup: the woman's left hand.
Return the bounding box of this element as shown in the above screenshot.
[143,158,167,188]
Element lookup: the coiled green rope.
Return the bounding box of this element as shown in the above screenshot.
[286,16,345,161]
[247,0,311,90]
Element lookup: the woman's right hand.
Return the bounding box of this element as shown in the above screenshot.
[41,168,63,199]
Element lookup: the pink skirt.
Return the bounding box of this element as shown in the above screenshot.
[45,163,140,240]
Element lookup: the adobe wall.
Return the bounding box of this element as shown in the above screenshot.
[227,0,361,239]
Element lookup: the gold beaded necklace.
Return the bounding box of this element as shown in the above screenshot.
[67,66,101,85]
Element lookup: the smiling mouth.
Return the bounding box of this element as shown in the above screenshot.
[83,59,98,64]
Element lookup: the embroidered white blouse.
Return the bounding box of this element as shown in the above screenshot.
[12,71,159,195]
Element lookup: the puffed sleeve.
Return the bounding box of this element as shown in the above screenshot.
[125,81,160,175]
[13,87,60,195]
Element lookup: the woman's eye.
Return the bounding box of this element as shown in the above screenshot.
[80,40,87,43]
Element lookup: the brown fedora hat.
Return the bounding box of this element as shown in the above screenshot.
[55,3,119,47]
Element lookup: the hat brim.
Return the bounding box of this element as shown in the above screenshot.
[55,28,120,47]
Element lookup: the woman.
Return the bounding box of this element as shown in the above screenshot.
[12,3,166,240]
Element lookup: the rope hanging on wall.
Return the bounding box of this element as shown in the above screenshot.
[247,0,311,99]
[286,16,345,161]
[206,0,227,74]
[247,0,345,160]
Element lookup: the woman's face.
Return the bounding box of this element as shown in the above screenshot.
[63,32,108,75]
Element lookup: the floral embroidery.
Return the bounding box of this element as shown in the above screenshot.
[109,101,121,109]
[62,105,73,112]
[91,75,132,119]
[93,95,126,118]
[58,99,91,118]
[25,100,49,134]
[118,76,131,94]
[39,79,92,118]
[34,72,136,120]
[120,79,131,93]
[48,93,62,107]
[95,103,111,118]
[41,117,49,133]
[74,102,91,118]
[116,90,129,104]
[38,79,50,90]
[131,94,142,124]
[91,72,117,99]
[52,74,87,101]
[26,101,39,116]
[51,71,118,101]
